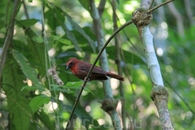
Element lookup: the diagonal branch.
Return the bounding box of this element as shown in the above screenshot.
[0,0,21,78]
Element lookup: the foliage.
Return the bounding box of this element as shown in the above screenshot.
[0,0,194,130]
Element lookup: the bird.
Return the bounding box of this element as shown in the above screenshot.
[66,57,124,81]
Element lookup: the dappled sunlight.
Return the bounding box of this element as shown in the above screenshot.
[48,48,56,57]
[188,77,195,85]
[82,10,90,18]
[59,92,64,101]
[124,1,139,12]
[46,102,58,112]
[97,118,105,125]
[156,47,164,56]
[85,105,91,112]
[1,0,192,129]
[165,65,173,73]
[110,78,119,90]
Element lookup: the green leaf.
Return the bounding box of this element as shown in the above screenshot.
[54,6,96,52]
[64,81,83,88]
[2,51,32,130]
[35,110,55,130]
[32,36,44,43]
[21,85,45,92]
[51,35,61,41]
[64,25,82,51]
[45,4,65,31]
[106,46,145,65]
[5,88,32,130]
[78,0,91,13]
[63,103,99,130]
[64,81,94,95]
[58,38,72,45]
[50,84,75,94]
[12,50,43,88]
[29,96,50,113]
[66,13,96,52]
[23,29,45,77]
[46,4,81,51]
[18,19,39,27]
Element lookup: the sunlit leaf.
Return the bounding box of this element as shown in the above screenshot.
[51,35,61,41]
[58,38,72,45]
[64,81,83,88]
[78,0,91,13]
[64,24,82,51]
[106,46,145,65]
[12,50,43,88]
[21,85,45,92]
[65,13,96,52]
[18,19,38,27]
[50,84,75,94]
[29,96,50,113]
[32,36,44,43]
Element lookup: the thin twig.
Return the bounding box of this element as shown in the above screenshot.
[149,0,155,9]
[65,80,88,130]
[22,0,29,19]
[111,0,126,129]
[164,78,195,115]
[98,0,106,17]
[41,1,61,129]
[148,0,174,13]
[115,15,137,94]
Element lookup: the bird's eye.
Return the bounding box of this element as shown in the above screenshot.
[69,62,73,67]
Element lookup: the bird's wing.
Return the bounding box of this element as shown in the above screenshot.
[78,61,106,75]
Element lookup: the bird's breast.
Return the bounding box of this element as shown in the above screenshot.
[71,69,77,75]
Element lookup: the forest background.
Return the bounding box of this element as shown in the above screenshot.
[0,0,194,130]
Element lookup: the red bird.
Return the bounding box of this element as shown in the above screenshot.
[66,58,124,81]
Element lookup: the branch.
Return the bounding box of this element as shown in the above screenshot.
[91,0,121,128]
[167,2,185,37]
[184,0,194,25]
[0,0,21,78]
[148,0,174,13]
[98,0,106,17]
[132,0,174,129]
[22,0,29,19]
[111,0,126,129]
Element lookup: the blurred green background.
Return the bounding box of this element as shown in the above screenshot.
[0,0,194,129]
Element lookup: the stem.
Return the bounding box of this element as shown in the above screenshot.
[135,0,175,129]
[42,1,61,129]
[0,0,21,77]
[111,0,126,129]
[148,0,174,13]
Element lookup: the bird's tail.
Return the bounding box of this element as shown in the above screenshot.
[106,72,124,81]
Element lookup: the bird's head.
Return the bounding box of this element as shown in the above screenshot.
[66,58,79,70]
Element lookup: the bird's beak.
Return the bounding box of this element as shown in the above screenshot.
[66,65,69,70]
